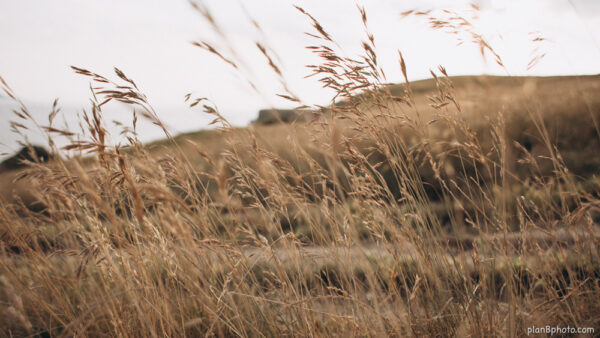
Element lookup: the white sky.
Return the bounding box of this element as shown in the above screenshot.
[0,0,599,150]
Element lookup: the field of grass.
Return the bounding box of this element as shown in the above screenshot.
[1,4,600,337]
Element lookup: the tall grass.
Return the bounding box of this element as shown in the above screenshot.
[1,3,599,337]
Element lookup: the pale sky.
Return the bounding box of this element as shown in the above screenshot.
[0,0,599,151]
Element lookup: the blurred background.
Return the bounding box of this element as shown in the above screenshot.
[0,0,599,155]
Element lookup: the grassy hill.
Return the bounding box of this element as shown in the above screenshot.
[144,74,600,219]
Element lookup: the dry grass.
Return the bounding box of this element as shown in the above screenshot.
[1,3,599,337]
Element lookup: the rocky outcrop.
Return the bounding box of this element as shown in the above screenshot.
[253,109,305,125]
[0,145,52,171]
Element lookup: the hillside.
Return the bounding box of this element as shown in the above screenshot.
[147,74,600,182]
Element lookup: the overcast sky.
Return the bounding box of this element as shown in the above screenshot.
[0,0,599,150]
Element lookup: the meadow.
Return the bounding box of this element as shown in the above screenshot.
[1,4,600,337]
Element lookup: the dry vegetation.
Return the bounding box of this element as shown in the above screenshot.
[1,3,600,337]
